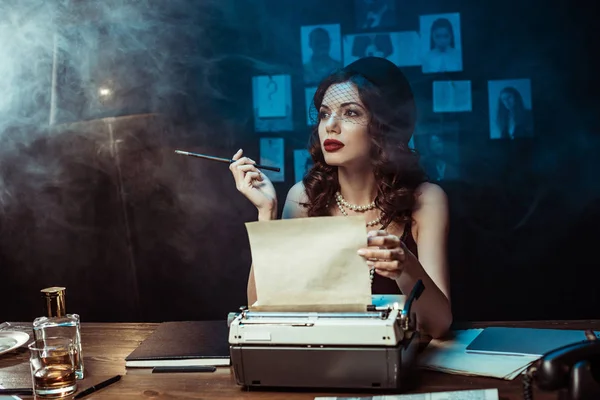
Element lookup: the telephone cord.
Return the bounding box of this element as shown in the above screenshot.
[522,367,536,400]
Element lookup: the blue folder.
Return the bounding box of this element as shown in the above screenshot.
[465,327,600,357]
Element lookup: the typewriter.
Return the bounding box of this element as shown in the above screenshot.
[228,280,424,390]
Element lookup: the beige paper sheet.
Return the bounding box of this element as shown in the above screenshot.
[245,215,371,312]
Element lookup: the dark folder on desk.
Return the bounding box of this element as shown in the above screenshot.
[125,321,230,368]
[466,327,600,357]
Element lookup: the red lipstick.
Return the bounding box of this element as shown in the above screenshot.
[323,139,344,152]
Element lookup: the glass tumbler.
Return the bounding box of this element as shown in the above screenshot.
[28,337,77,398]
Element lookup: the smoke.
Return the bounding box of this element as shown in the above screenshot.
[0,0,283,321]
[0,0,276,209]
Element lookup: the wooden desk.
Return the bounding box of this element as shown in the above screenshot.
[1,320,599,399]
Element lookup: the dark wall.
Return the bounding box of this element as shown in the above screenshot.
[0,0,599,323]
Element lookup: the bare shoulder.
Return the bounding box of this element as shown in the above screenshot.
[412,182,449,231]
[414,182,448,209]
[282,181,309,219]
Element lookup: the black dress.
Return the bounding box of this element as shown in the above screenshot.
[371,221,418,294]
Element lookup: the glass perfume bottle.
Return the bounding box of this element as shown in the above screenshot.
[32,287,85,380]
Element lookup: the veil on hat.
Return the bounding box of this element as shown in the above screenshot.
[308,56,416,144]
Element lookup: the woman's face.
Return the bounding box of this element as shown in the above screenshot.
[318,82,372,168]
[500,91,515,111]
[432,27,452,51]
[310,29,331,57]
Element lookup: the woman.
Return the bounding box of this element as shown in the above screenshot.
[421,17,462,73]
[496,86,533,139]
[229,57,452,338]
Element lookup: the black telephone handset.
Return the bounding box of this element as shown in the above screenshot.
[523,330,600,400]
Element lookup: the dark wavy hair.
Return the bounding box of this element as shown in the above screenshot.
[301,68,427,229]
[496,86,526,136]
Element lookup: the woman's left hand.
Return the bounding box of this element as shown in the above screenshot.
[357,230,409,279]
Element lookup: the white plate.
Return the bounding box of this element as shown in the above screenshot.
[0,331,30,356]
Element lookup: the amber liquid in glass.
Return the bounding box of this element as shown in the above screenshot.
[33,315,84,379]
[33,364,76,390]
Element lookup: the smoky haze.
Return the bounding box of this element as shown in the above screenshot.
[2,0,599,324]
[0,0,279,322]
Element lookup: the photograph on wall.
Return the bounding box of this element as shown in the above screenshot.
[414,121,460,182]
[300,24,342,86]
[487,79,533,140]
[293,149,313,183]
[419,13,463,74]
[433,80,472,113]
[354,0,397,30]
[260,137,285,182]
[305,87,318,126]
[343,32,421,67]
[252,74,293,132]
[255,75,288,118]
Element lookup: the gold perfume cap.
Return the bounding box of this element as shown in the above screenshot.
[41,287,66,318]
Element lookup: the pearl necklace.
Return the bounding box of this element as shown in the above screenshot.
[335,192,376,211]
[335,191,382,227]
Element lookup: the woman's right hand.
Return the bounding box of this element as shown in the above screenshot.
[229,149,277,215]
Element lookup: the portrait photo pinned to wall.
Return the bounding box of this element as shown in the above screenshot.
[414,121,460,182]
[252,75,293,132]
[354,0,397,30]
[343,32,421,67]
[305,87,318,126]
[301,24,342,86]
[433,80,472,113]
[420,13,463,74]
[260,137,285,182]
[488,79,534,140]
[293,149,313,183]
